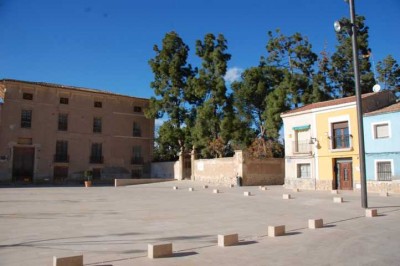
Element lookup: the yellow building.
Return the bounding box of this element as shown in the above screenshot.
[281,91,395,191]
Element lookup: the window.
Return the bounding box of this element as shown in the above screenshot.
[58,113,68,131]
[293,129,310,153]
[376,161,392,181]
[23,93,33,100]
[332,121,350,149]
[297,164,310,178]
[55,141,69,162]
[93,117,102,133]
[94,101,102,108]
[133,122,141,137]
[21,110,32,128]
[90,143,103,164]
[60,97,69,104]
[133,106,142,113]
[374,123,389,139]
[132,146,143,164]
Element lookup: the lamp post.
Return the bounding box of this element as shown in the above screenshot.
[334,0,368,208]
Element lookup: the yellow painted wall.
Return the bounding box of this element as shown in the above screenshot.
[315,107,360,184]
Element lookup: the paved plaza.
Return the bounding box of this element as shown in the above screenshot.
[0,181,399,266]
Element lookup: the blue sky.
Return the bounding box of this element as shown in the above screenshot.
[1,0,399,99]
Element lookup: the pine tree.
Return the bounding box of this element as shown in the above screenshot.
[146,32,195,159]
[191,33,231,158]
[330,15,375,96]
[376,55,400,97]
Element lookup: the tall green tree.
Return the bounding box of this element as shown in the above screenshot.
[146,32,195,159]
[264,30,318,108]
[191,33,232,158]
[231,65,284,139]
[330,15,375,96]
[310,49,334,102]
[376,55,400,97]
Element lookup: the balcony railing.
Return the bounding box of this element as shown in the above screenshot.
[292,140,311,154]
[54,154,69,163]
[90,156,104,164]
[131,157,144,164]
[331,134,351,149]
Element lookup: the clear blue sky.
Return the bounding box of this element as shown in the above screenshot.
[1,0,399,99]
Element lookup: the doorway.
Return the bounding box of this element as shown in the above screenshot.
[12,147,35,182]
[334,158,353,190]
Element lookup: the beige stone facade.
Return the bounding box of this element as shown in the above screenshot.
[0,79,154,183]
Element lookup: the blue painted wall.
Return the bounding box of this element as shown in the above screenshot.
[364,111,400,180]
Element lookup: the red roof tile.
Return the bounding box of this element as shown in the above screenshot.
[364,101,400,116]
[281,92,385,116]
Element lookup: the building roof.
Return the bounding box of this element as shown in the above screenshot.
[281,91,388,116]
[0,78,149,101]
[364,101,400,116]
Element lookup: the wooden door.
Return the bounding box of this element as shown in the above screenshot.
[12,147,35,182]
[339,162,353,190]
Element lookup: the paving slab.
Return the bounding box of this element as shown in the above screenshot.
[0,181,399,265]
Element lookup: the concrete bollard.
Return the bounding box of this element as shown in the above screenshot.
[261,186,268,191]
[218,234,239,247]
[213,189,219,194]
[244,191,251,196]
[53,255,83,266]
[333,197,343,203]
[203,185,208,189]
[308,219,324,229]
[230,184,235,188]
[365,209,378,217]
[268,225,285,237]
[283,194,291,200]
[293,188,299,192]
[259,186,263,189]
[188,187,194,192]
[148,243,173,259]
[173,186,178,190]
[331,190,338,194]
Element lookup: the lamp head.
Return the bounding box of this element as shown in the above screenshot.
[334,21,342,33]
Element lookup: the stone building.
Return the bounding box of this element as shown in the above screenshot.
[0,79,154,183]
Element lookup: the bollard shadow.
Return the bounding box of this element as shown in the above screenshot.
[322,224,336,228]
[173,251,198,257]
[237,240,258,246]
[284,232,302,236]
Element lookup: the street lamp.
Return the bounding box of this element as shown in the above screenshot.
[334,0,368,208]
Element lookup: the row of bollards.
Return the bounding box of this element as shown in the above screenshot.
[53,185,382,265]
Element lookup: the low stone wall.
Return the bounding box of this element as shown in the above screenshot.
[243,158,284,186]
[284,178,316,190]
[192,151,285,187]
[367,181,400,194]
[193,157,238,186]
[151,161,180,179]
[114,178,175,187]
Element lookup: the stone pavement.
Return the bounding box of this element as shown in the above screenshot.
[0,181,399,266]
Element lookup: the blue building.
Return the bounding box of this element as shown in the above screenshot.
[364,101,400,191]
